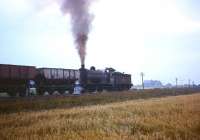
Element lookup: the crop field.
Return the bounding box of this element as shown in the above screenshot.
[0,90,200,140]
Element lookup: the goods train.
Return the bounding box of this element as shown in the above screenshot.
[0,64,132,96]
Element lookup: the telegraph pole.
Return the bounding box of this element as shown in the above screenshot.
[192,81,195,88]
[141,72,144,90]
[188,79,191,88]
[175,78,178,88]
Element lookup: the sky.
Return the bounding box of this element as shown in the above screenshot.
[0,0,200,85]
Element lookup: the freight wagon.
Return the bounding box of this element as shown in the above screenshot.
[0,64,37,96]
[36,68,79,94]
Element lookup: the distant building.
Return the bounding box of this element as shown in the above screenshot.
[164,83,173,88]
[144,80,163,89]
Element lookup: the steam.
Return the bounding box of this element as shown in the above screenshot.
[61,0,93,65]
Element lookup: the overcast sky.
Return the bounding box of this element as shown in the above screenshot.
[0,0,200,85]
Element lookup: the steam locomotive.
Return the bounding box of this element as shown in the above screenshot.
[79,65,132,92]
[0,64,132,96]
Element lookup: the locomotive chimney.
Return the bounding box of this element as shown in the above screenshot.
[81,64,85,69]
[79,64,87,87]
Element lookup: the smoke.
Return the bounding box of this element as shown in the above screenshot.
[60,0,93,65]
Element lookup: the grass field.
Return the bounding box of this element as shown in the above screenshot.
[0,91,200,140]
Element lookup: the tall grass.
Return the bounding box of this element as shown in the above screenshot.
[0,92,200,140]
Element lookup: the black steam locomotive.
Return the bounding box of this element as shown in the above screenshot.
[0,64,132,96]
[79,65,132,92]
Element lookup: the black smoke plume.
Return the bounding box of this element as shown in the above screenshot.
[61,0,93,65]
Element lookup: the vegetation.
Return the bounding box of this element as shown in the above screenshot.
[0,88,199,114]
[0,90,200,140]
